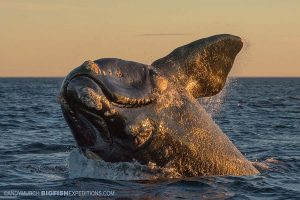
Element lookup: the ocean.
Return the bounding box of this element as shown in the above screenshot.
[0,78,299,199]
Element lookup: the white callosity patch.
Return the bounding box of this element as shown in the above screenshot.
[77,87,107,111]
[155,76,168,92]
[80,60,100,75]
[68,149,181,180]
[128,117,155,146]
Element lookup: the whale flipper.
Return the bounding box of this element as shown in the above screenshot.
[152,34,243,98]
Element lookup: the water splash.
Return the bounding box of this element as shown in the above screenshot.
[252,157,280,171]
[199,78,236,116]
[67,149,181,180]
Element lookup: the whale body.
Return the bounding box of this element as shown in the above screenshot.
[59,34,259,176]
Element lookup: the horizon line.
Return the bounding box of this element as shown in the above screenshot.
[0,76,299,78]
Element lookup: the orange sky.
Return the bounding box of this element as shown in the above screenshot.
[0,0,299,77]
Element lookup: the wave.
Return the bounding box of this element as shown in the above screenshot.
[1,142,76,154]
[251,157,280,171]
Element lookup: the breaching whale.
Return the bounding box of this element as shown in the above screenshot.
[59,34,259,176]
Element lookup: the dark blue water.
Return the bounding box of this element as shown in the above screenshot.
[0,78,299,199]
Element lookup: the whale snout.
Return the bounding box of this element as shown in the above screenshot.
[65,76,110,112]
[59,69,154,162]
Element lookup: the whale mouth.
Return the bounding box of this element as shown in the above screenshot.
[59,83,106,154]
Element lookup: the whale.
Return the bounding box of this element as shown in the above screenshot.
[59,34,259,176]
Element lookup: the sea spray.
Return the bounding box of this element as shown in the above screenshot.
[67,149,181,180]
[199,78,237,116]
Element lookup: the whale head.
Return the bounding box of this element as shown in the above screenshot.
[59,58,157,162]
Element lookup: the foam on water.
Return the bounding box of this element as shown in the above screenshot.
[251,157,280,171]
[68,149,181,180]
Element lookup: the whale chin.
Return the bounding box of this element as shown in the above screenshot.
[60,101,111,160]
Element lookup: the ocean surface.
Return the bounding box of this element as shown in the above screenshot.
[0,78,299,199]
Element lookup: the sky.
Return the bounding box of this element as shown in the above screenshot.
[0,0,299,77]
